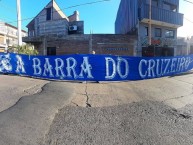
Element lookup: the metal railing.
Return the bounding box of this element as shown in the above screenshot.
[140,4,183,26]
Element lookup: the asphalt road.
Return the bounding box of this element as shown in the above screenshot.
[0,75,47,112]
[0,79,74,145]
[44,101,193,145]
[44,72,193,145]
[1,72,193,145]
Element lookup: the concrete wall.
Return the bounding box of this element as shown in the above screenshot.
[68,21,84,35]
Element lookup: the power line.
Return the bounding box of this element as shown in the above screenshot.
[7,0,111,24]
[183,1,193,24]
[184,0,193,4]
[184,17,193,23]
[62,0,110,9]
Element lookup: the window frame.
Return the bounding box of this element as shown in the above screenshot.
[46,7,52,21]
[165,30,175,38]
[155,28,162,37]
[145,27,148,36]
[163,2,177,12]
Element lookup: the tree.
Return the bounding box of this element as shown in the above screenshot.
[8,44,39,55]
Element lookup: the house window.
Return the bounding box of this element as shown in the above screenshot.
[165,30,175,38]
[171,5,177,12]
[163,2,177,12]
[29,30,34,37]
[46,8,52,20]
[145,27,148,36]
[36,18,39,24]
[47,47,56,55]
[155,28,161,37]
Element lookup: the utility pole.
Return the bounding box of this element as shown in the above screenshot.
[89,30,93,54]
[17,0,22,46]
[148,0,152,45]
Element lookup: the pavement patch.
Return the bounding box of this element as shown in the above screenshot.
[0,82,74,145]
[44,101,193,145]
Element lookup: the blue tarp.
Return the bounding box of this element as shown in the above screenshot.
[0,53,192,81]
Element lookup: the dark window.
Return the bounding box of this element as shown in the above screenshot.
[46,8,52,21]
[171,5,177,12]
[163,2,177,12]
[37,26,40,35]
[47,47,56,55]
[155,28,161,37]
[145,27,148,36]
[165,30,175,38]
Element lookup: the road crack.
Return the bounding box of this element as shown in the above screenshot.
[162,95,185,103]
[161,80,193,103]
[71,101,79,107]
[85,82,91,108]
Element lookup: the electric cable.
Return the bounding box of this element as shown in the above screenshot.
[184,17,193,24]
[184,0,193,4]
[6,0,111,24]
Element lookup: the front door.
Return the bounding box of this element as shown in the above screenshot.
[47,47,56,56]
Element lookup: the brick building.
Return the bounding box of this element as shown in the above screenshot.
[26,0,84,37]
[23,0,137,56]
[23,34,137,56]
[115,0,184,56]
[0,22,27,53]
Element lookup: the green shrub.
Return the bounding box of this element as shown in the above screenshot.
[9,44,39,55]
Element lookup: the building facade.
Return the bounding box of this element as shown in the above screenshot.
[23,0,137,56]
[0,22,27,52]
[115,0,184,56]
[24,34,137,56]
[26,0,84,38]
[176,37,188,56]
[23,0,84,55]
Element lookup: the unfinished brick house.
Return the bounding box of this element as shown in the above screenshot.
[23,0,137,56]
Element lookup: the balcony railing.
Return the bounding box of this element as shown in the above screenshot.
[139,4,183,27]
[140,36,176,47]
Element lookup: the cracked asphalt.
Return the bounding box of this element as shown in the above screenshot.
[1,72,193,144]
[44,101,193,145]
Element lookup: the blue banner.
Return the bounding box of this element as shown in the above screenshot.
[0,53,193,81]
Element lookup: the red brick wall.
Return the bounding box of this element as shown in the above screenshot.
[91,34,136,56]
[32,34,137,56]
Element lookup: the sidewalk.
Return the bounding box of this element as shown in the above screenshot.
[71,72,193,109]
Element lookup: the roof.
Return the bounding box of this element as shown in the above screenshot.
[0,21,27,33]
[5,23,27,33]
[53,0,68,19]
[26,0,68,28]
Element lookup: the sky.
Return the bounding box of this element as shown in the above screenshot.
[0,0,120,34]
[0,0,192,36]
[178,0,193,37]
